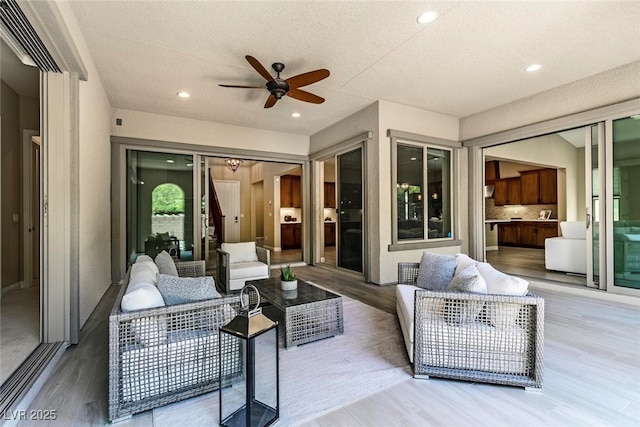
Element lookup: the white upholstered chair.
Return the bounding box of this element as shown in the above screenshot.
[544,221,586,274]
[216,241,270,294]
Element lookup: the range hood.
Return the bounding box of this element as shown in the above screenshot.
[484,185,495,198]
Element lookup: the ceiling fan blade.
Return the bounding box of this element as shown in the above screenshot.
[287,88,325,104]
[286,69,330,89]
[246,55,276,82]
[218,84,264,89]
[264,94,278,108]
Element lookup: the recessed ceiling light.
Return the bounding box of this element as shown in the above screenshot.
[166,159,175,163]
[410,157,417,161]
[177,91,190,98]
[525,64,542,73]
[630,114,640,120]
[291,112,301,118]
[186,163,193,167]
[417,11,439,24]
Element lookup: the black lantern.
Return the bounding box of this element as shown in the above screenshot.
[219,285,279,427]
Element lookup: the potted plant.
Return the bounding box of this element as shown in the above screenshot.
[280,264,298,290]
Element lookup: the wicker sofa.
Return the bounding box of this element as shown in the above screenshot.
[397,262,544,390]
[108,260,242,422]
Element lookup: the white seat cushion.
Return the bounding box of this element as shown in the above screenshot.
[229,261,268,280]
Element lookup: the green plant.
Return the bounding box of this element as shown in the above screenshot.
[280,265,297,281]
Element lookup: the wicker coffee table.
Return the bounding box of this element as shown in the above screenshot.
[248,277,344,348]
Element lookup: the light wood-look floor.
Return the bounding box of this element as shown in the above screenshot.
[18,266,640,426]
[487,246,586,286]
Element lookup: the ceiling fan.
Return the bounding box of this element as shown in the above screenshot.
[219,55,330,108]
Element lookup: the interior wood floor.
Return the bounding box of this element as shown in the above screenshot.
[486,246,586,286]
[17,266,640,426]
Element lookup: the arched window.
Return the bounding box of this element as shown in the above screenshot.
[152,183,185,215]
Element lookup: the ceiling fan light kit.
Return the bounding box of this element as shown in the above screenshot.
[219,55,330,108]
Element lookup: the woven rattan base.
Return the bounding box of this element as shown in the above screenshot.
[248,278,344,348]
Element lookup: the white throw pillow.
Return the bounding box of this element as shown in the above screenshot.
[476,263,528,296]
[135,258,159,276]
[135,255,154,264]
[476,263,528,328]
[131,262,158,284]
[221,242,259,263]
[455,253,478,276]
[121,282,165,312]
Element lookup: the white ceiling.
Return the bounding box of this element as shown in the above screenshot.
[1,39,39,98]
[65,1,640,136]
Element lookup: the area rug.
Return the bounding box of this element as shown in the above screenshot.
[151,292,412,426]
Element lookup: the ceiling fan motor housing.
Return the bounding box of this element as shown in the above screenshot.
[267,79,290,99]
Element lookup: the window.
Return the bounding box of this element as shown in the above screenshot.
[392,135,455,246]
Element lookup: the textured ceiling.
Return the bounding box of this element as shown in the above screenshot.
[68,1,640,136]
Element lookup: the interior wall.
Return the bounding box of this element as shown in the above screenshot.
[484,134,579,221]
[209,158,252,242]
[1,81,21,290]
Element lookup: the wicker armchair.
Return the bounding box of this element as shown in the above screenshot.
[397,262,544,391]
[109,260,242,422]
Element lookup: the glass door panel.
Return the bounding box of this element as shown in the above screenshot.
[126,150,195,266]
[337,148,363,273]
[612,115,640,289]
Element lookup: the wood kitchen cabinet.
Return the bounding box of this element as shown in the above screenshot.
[324,222,336,246]
[498,221,558,248]
[498,223,519,246]
[281,223,302,249]
[324,182,336,208]
[520,169,557,205]
[494,177,521,206]
[485,161,500,185]
[280,175,301,208]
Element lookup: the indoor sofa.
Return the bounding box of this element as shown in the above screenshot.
[397,254,544,390]
[108,254,242,422]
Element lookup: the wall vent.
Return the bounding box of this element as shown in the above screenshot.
[0,0,60,72]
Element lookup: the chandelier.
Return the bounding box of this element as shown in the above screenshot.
[225,158,243,172]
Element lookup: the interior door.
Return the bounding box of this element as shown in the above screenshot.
[585,123,605,289]
[213,180,241,242]
[337,148,363,273]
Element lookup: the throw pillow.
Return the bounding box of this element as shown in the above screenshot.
[155,250,179,276]
[476,263,529,328]
[121,281,165,312]
[130,262,158,284]
[156,274,221,305]
[454,253,478,277]
[135,255,154,264]
[444,264,487,324]
[416,252,457,291]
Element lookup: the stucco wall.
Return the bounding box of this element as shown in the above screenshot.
[377,100,462,284]
[55,1,113,327]
[110,108,310,156]
[461,61,640,140]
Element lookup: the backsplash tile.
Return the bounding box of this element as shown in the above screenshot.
[485,198,557,220]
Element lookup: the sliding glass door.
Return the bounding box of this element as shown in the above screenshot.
[586,124,604,289]
[612,115,640,289]
[337,148,363,273]
[126,150,195,265]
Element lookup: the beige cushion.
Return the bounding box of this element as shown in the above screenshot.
[221,242,259,263]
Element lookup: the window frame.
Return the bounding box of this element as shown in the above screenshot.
[388,129,461,251]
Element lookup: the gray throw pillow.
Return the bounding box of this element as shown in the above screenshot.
[444,264,487,324]
[156,274,221,305]
[416,252,457,291]
[154,250,179,276]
